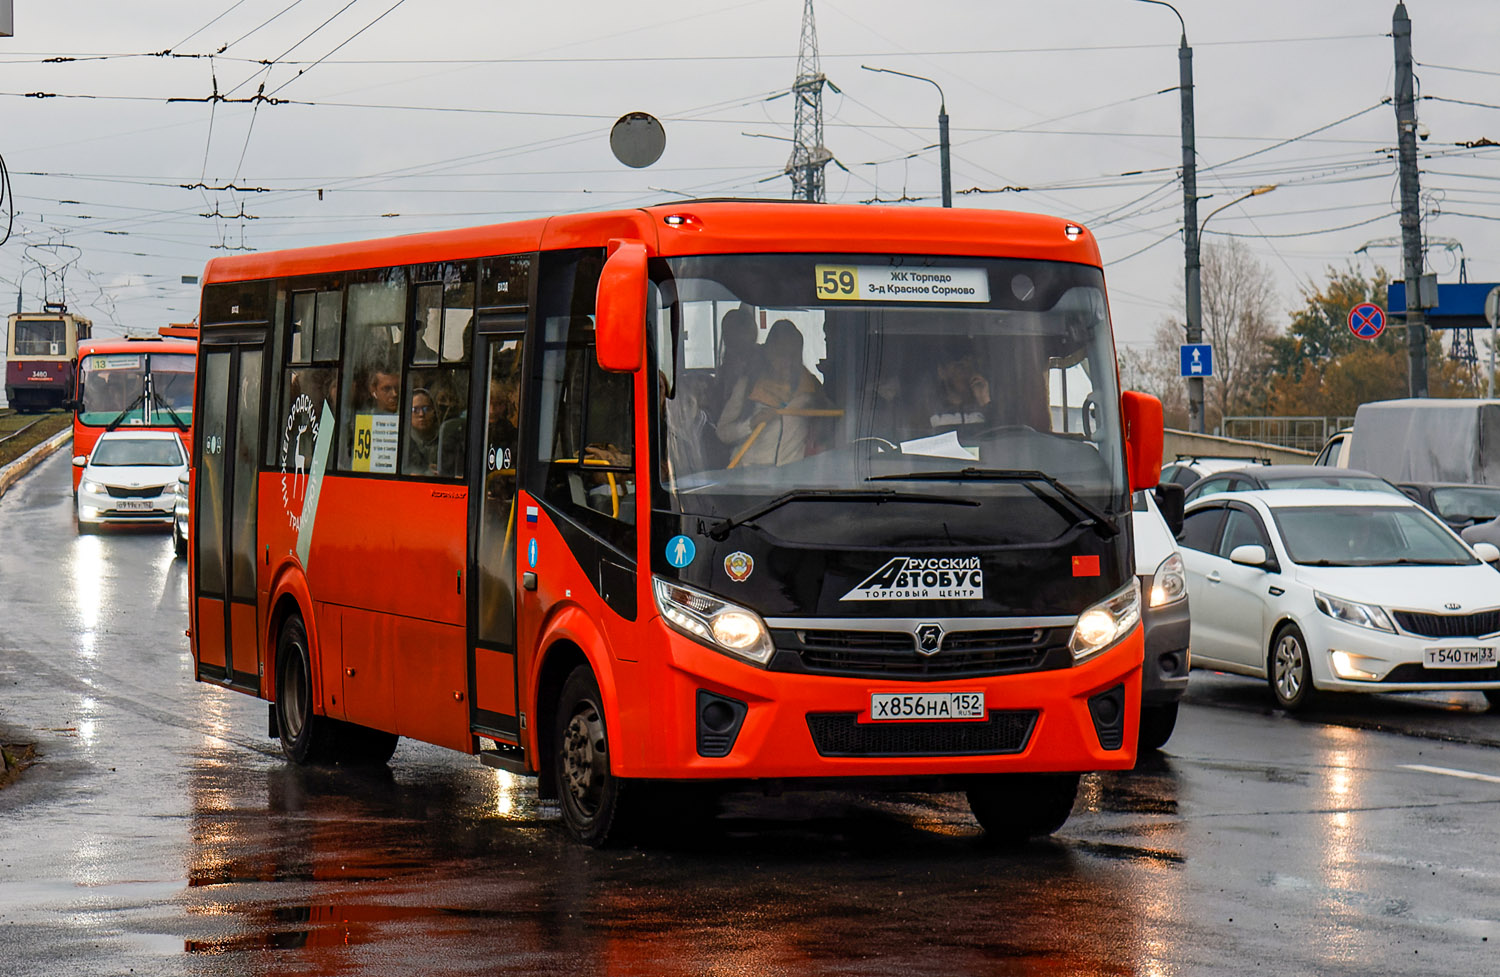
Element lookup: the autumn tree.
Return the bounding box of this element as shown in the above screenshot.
[1262,264,1480,417]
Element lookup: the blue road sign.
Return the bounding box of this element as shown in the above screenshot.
[1180,343,1213,378]
[1348,302,1385,341]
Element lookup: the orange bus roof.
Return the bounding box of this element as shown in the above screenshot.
[77,337,197,356]
[201,202,1103,285]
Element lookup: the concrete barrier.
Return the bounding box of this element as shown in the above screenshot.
[0,429,72,501]
[1163,428,1314,467]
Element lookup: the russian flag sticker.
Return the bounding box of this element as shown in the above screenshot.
[526,506,539,524]
[1072,555,1100,577]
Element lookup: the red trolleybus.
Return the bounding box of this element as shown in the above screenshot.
[5,303,92,411]
[188,201,1163,846]
[70,334,196,490]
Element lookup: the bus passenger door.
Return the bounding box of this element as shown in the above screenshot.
[468,326,524,745]
[194,340,266,692]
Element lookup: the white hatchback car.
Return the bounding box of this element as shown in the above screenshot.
[74,429,188,533]
[1178,489,1500,711]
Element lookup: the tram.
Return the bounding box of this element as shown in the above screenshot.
[4,303,92,411]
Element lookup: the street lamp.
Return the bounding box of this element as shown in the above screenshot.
[860,65,951,207]
[1199,185,1277,236]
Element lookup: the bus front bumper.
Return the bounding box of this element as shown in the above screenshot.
[612,619,1144,780]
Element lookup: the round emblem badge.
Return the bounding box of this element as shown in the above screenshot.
[279,393,319,531]
[724,551,754,582]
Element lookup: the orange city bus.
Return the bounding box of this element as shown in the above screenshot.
[187,200,1164,846]
[71,333,197,490]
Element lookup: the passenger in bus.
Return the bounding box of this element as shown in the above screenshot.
[922,339,991,434]
[367,366,402,414]
[716,319,827,467]
[707,306,759,421]
[406,388,440,475]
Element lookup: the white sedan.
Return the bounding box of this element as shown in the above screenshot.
[1177,489,1500,711]
[73,429,188,533]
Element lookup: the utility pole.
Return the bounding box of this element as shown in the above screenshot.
[1393,2,1429,397]
[1178,28,1203,433]
[1137,1,1202,433]
[787,0,832,203]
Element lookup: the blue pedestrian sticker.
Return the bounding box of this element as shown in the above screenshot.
[666,535,696,568]
[528,537,538,569]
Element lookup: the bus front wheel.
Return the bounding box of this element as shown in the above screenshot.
[967,773,1080,843]
[554,665,627,847]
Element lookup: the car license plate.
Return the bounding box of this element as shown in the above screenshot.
[869,691,985,721]
[1424,646,1498,668]
[116,500,152,512]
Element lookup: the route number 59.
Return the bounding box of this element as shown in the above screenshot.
[816,265,858,300]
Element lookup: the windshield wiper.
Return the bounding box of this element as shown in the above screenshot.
[148,382,190,432]
[867,467,1120,538]
[703,489,979,541]
[104,384,149,433]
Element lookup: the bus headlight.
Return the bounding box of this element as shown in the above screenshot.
[1070,579,1141,663]
[653,576,774,666]
[1149,552,1187,607]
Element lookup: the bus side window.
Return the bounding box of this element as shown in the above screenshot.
[338,269,407,473]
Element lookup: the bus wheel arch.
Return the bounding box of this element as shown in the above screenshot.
[532,639,589,803]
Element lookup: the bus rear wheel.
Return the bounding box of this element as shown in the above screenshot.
[967,773,1080,843]
[554,665,628,847]
[275,614,334,765]
[274,614,398,766]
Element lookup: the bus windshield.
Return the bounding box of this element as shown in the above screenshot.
[80,351,195,426]
[651,253,1126,520]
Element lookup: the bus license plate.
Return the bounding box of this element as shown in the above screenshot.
[870,692,985,721]
[116,500,152,512]
[1424,646,1497,668]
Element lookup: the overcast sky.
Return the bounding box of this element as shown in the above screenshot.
[1,0,1497,362]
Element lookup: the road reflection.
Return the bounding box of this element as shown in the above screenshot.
[179,752,1191,976]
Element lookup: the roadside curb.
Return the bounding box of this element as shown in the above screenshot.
[0,428,73,501]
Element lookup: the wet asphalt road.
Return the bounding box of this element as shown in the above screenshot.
[3,448,1500,976]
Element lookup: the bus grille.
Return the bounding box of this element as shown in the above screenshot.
[105,485,165,499]
[779,626,1066,680]
[806,710,1037,757]
[1393,610,1500,638]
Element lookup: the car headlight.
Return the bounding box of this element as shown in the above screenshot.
[1070,579,1141,663]
[82,480,106,494]
[1149,552,1187,607]
[653,576,774,666]
[1314,591,1395,633]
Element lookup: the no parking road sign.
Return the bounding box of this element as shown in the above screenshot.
[1348,302,1386,341]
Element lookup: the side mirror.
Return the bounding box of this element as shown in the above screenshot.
[594,238,647,373]
[72,455,87,467]
[1152,482,1186,537]
[1473,542,1500,564]
[1229,543,1269,568]
[1121,390,1164,492]
[178,471,190,486]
